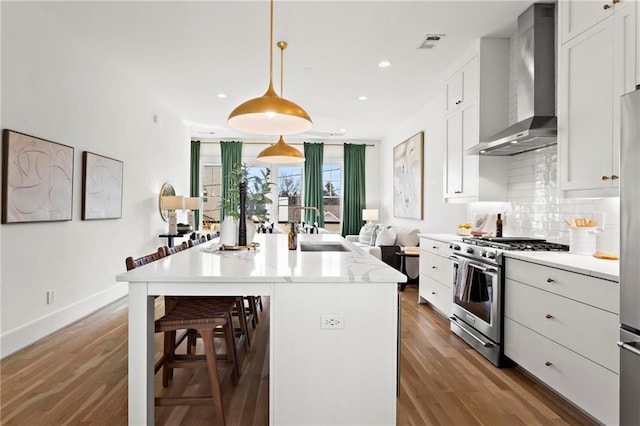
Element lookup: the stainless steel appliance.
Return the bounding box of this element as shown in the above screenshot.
[619,88,640,425]
[449,237,569,367]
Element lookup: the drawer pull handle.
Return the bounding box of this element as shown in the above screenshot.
[602,175,610,180]
[431,291,437,295]
[545,313,553,319]
[432,266,437,269]
[545,361,553,367]
[455,100,462,105]
[611,175,619,180]
[432,246,438,249]
[603,3,611,9]
[613,0,620,4]
[546,278,554,283]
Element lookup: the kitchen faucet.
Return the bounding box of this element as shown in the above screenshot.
[292,206,321,233]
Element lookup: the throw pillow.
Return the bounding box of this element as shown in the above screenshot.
[396,228,419,248]
[375,227,397,246]
[369,226,380,246]
[358,225,373,245]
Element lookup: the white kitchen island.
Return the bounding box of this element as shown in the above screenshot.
[116,233,406,426]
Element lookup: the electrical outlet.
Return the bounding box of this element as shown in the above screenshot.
[46,290,54,305]
[320,314,344,329]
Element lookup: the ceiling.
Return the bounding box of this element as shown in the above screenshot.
[31,0,534,143]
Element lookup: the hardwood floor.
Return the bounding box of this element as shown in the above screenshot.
[0,286,597,425]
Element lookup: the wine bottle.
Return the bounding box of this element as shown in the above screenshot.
[496,213,503,237]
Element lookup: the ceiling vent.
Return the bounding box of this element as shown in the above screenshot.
[418,34,445,49]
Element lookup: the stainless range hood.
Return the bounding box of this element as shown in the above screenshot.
[466,3,556,156]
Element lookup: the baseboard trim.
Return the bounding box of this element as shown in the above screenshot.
[1,284,128,358]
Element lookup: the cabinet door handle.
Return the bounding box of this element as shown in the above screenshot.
[602,175,610,180]
[432,246,438,250]
[545,361,553,367]
[612,0,620,4]
[454,190,462,194]
[545,313,553,319]
[431,291,437,295]
[603,3,611,9]
[546,278,554,283]
[455,100,462,105]
[431,266,437,269]
[611,175,619,180]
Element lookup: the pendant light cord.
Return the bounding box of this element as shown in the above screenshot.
[269,0,274,90]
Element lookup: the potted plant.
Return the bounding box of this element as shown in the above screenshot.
[219,163,273,245]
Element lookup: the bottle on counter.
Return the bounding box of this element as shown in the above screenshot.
[496,213,503,237]
[288,222,298,250]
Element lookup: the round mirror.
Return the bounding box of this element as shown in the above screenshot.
[158,182,176,222]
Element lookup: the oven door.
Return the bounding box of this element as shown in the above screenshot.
[450,255,501,344]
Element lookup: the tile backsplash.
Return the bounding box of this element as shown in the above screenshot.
[467,145,620,254]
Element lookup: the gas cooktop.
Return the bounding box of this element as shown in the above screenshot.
[461,236,570,251]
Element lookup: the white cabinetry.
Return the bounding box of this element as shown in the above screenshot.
[558,0,636,197]
[443,39,510,203]
[418,236,453,317]
[504,258,619,425]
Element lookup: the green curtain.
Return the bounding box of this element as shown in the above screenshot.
[189,140,200,230]
[303,142,324,227]
[220,141,243,220]
[342,143,366,236]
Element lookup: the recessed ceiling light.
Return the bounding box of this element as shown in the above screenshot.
[217,93,227,98]
[378,60,391,68]
[358,96,368,101]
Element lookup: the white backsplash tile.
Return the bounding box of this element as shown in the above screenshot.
[467,145,620,254]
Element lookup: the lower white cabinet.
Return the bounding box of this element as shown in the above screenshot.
[419,236,453,317]
[504,258,619,425]
[505,319,618,425]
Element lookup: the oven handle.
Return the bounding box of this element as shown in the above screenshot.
[448,255,498,274]
[618,341,640,357]
[449,316,494,348]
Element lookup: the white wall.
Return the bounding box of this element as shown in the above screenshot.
[1,3,190,357]
[379,92,466,232]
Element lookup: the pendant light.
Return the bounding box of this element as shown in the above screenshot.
[257,41,305,164]
[228,0,312,136]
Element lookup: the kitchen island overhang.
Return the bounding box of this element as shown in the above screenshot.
[117,233,406,425]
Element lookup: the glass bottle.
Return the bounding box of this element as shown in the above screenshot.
[288,222,298,250]
[496,213,503,237]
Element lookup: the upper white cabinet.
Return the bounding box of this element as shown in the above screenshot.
[443,39,510,203]
[558,0,636,197]
[444,57,478,115]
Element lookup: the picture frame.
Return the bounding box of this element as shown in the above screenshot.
[393,131,424,220]
[81,151,124,220]
[2,129,74,224]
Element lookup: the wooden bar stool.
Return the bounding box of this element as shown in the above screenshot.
[155,297,237,425]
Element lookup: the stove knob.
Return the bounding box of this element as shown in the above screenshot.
[486,251,496,259]
[466,247,474,254]
[450,244,461,251]
[479,250,486,257]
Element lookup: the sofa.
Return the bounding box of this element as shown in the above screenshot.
[346,225,420,280]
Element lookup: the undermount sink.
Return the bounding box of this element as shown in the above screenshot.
[299,242,350,252]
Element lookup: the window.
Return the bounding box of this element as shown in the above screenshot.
[202,163,222,225]
[323,163,341,223]
[277,166,302,223]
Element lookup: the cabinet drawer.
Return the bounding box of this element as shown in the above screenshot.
[420,252,453,287]
[419,275,452,317]
[505,318,618,426]
[419,237,452,257]
[505,258,618,313]
[505,279,619,373]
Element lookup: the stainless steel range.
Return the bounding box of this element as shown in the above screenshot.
[449,237,569,366]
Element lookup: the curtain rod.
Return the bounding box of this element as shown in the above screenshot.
[198,140,375,147]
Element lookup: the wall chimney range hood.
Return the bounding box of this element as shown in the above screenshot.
[466,3,556,156]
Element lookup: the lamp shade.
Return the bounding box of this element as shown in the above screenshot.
[161,195,184,211]
[184,197,201,210]
[257,135,305,164]
[362,209,379,221]
[228,85,312,136]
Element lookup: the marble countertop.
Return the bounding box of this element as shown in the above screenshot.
[503,251,619,282]
[117,233,407,284]
[418,233,619,282]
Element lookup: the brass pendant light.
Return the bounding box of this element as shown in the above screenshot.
[228,0,312,136]
[257,41,305,164]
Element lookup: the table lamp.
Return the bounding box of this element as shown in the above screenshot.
[184,197,201,230]
[161,195,184,235]
[362,209,379,225]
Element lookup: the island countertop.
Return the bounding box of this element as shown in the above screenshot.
[117,232,406,284]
